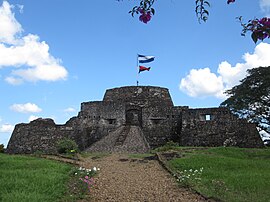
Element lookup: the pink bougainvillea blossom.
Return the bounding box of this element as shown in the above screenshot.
[139,11,152,24]
[259,17,270,27]
[227,0,235,4]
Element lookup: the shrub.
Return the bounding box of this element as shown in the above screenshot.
[154,141,179,152]
[165,141,179,147]
[56,138,78,154]
[0,144,5,153]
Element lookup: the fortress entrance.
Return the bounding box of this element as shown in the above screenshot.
[125,109,142,126]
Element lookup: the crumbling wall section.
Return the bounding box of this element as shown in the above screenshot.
[180,108,263,147]
[6,118,75,154]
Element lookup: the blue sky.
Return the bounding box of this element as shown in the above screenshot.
[1,0,270,146]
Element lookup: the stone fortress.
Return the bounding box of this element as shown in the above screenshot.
[7,86,263,154]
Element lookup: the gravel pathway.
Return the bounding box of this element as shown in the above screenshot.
[80,154,208,202]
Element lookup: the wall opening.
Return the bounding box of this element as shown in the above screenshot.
[107,119,116,124]
[205,114,211,121]
[125,109,142,126]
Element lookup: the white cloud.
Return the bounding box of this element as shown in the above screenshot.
[5,76,23,85]
[179,42,270,99]
[0,1,22,44]
[260,0,270,15]
[180,68,224,98]
[218,42,270,88]
[64,107,76,113]
[28,115,40,122]
[0,124,14,133]
[10,103,42,113]
[0,1,68,84]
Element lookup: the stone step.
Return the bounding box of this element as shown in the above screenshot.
[114,125,131,146]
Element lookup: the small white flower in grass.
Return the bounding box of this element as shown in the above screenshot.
[189,169,193,172]
[97,168,100,171]
[93,167,97,172]
[79,167,82,171]
[75,172,77,175]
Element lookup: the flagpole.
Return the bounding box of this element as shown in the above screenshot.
[136,54,139,86]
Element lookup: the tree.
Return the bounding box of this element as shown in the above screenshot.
[220,66,270,133]
[121,0,270,43]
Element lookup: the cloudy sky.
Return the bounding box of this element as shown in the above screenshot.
[0,0,270,146]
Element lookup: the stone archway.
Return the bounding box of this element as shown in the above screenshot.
[125,109,142,126]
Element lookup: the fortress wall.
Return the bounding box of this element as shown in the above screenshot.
[6,119,75,154]
[77,101,126,150]
[180,108,263,147]
[80,101,125,126]
[142,106,191,148]
[141,106,178,148]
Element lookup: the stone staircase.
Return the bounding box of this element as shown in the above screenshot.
[114,125,131,147]
[86,125,150,153]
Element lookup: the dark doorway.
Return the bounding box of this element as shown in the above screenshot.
[125,109,142,126]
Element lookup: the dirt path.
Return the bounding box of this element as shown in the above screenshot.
[79,154,208,202]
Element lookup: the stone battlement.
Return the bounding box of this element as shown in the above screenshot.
[103,86,174,106]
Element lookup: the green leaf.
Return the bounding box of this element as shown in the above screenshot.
[151,8,155,15]
[203,10,209,16]
[251,32,258,43]
[202,16,208,22]
[204,1,210,7]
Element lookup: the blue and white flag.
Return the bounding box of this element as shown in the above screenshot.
[138,54,155,63]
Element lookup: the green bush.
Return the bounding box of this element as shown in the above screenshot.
[165,141,179,147]
[154,141,179,152]
[0,144,5,153]
[56,138,78,154]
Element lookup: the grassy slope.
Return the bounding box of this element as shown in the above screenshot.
[0,153,72,202]
[167,147,270,202]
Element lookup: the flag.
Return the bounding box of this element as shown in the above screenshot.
[139,65,151,73]
[138,54,155,63]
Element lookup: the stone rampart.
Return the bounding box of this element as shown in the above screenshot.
[180,108,263,147]
[6,118,75,154]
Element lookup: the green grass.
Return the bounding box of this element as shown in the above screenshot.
[0,153,76,202]
[166,147,270,202]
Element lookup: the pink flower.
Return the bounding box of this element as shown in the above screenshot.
[259,17,270,27]
[139,11,152,24]
[227,0,235,4]
[85,176,89,179]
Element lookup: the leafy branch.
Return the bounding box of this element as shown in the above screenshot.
[195,0,210,23]
[118,0,270,43]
